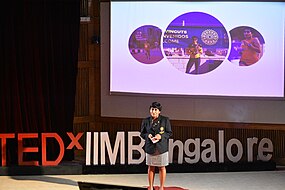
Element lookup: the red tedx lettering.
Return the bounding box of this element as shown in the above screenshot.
[0,134,15,166]
[18,133,39,166]
[66,132,83,150]
[0,132,83,166]
[41,133,64,166]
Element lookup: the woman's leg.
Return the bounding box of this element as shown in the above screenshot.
[158,166,166,190]
[148,166,155,190]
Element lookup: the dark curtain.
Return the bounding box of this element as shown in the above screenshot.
[0,0,80,165]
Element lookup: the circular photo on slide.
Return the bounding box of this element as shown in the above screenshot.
[128,25,164,64]
[228,26,265,66]
[162,12,229,75]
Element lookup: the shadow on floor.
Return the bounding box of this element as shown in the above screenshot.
[10,175,78,187]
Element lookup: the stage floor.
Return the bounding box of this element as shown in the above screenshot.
[1,168,285,190]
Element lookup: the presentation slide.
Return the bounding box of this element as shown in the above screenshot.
[110,1,285,98]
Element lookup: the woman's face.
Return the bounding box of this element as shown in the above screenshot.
[150,107,160,119]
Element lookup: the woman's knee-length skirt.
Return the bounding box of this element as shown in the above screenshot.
[146,151,169,167]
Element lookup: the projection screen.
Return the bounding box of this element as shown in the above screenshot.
[110,1,285,98]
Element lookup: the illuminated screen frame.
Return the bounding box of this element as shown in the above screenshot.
[110,1,285,99]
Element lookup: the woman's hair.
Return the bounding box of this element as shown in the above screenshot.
[149,102,162,111]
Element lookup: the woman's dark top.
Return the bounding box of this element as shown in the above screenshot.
[140,115,172,155]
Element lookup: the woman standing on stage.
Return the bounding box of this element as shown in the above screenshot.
[140,102,172,190]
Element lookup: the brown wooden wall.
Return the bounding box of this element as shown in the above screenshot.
[74,0,285,165]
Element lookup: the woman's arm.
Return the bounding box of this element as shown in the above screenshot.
[140,119,148,140]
